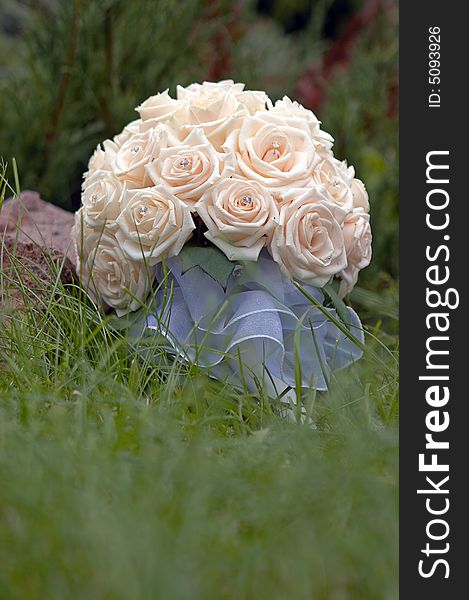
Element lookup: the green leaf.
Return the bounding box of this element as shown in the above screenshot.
[106,306,147,333]
[179,245,239,289]
[323,282,351,328]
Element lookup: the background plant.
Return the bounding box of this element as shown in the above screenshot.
[0,0,398,297]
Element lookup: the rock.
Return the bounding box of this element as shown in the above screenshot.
[0,192,77,311]
[0,236,76,311]
[0,191,76,267]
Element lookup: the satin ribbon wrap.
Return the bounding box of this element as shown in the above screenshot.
[142,253,364,393]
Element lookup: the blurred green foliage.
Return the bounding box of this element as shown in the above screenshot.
[0,0,398,296]
[0,0,315,205]
[322,10,398,280]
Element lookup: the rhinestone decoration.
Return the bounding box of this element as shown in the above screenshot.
[241,195,253,207]
[90,193,98,205]
[138,205,149,217]
[130,145,141,154]
[179,157,190,168]
[271,140,281,149]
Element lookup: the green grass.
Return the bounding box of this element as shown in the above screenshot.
[0,176,398,598]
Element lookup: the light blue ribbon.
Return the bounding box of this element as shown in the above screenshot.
[139,252,364,394]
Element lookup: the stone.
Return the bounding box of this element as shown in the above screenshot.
[0,192,76,311]
[0,191,76,267]
[1,236,76,311]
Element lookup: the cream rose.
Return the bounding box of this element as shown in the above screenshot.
[73,213,152,316]
[114,126,164,187]
[338,209,372,297]
[86,139,116,173]
[223,112,320,191]
[311,157,355,211]
[113,119,142,147]
[136,89,183,124]
[195,178,279,261]
[175,80,268,150]
[267,97,334,160]
[236,89,269,114]
[269,187,347,286]
[267,96,334,157]
[351,177,370,212]
[179,80,268,113]
[87,144,107,173]
[73,207,95,275]
[89,234,152,316]
[115,185,195,263]
[81,169,123,230]
[145,128,234,209]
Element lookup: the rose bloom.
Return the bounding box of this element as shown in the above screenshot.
[114,126,164,187]
[311,157,355,212]
[267,96,334,158]
[113,119,142,147]
[146,128,234,210]
[73,207,95,274]
[224,111,320,192]
[269,187,347,287]
[116,185,195,263]
[351,177,370,212]
[73,213,152,316]
[338,208,372,297]
[181,80,268,115]
[81,169,123,230]
[136,89,183,126]
[86,139,120,176]
[195,178,279,261]
[175,80,268,150]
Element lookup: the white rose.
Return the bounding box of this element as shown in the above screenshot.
[235,89,269,114]
[73,213,152,316]
[87,144,107,173]
[267,96,334,158]
[113,119,142,147]
[179,80,268,113]
[269,187,347,286]
[351,177,370,212]
[312,157,355,211]
[88,235,152,316]
[195,178,279,261]
[145,128,234,210]
[175,80,267,150]
[338,209,372,297]
[87,141,112,172]
[114,127,164,187]
[223,112,320,191]
[181,80,246,96]
[73,207,95,274]
[81,169,123,230]
[116,185,195,263]
[136,89,183,124]
[84,139,119,179]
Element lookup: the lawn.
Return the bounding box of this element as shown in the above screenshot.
[0,193,398,597]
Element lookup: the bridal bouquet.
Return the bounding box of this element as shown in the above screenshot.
[74,80,372,393]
